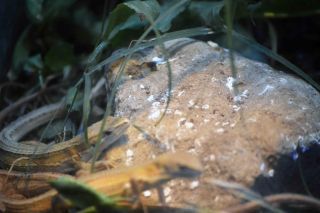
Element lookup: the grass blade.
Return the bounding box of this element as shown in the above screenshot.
[231,30,320,91]
[88,27,212,75]
[207,179,284,213]
[90,1,212,171]
[82,73,91,145]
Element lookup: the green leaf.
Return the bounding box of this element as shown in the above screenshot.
[11,27,31,79]
[156,0,190,32]
[82,73,91,145]
[109,14,145,41]
[124,0,160,22]
[42,0,76,20]
[23,54,43,73]
[65,87,76,106]
[26,0,44,23]
[65,87,83,111]
[247,0,320,18]
[23,54,44,86]
[73,6,101,45]
[44,41,75,72]
[50,177,122,210]
[86,41,108,65]
[26,0,76,23]
[102,0,190,49]
[104,3,146,42]
[188,1,225,30]
[123,0,190,33]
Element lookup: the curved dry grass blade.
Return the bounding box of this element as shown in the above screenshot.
[82,73,91,145]
[206,178,284,213]
[88,27,212,75]
[231,30,320,91]
[224,0,239,95]
[223,193,320,213]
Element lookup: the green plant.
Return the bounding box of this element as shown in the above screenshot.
[50,176,126,212]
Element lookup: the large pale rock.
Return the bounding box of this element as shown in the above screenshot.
[107,38,320,210]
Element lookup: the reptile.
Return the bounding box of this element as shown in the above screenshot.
[0,102,130,172]
[0,170,68,202]
[0,57,158,173]
[0,152,203,212]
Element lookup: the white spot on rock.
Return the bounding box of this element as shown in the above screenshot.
[124,183,131,189]
[271,99,274,105]
[185,121,194,129]
[207,41,219,49]
[211,77,218,82]
[232,105,241,111]
[209,154,215,161]
[215,128,224,134]
[194,138,202,147]
[138,133,145,140]
[161,108,172,114]
[148,110,160,120]
[174,110,183,116]
[279,78,287,84]
[126,149,134,158]
[143,190,152,197]
[188,148,196,154]
[268,169,275,177]
[233,89,249,103]
[188,100,195,108]
[163,187,171,197]
[151,101,160,107]
[125,149,134,166]
[147,95,154,102]
[148,102,161,120]
[190,180,200,189]
[248,117,257,122]
[177,90,185,97]
[152,56,166,64]
[226,77,236,91]
[260,163,266,172]
[165,196,172,203]
[258,85,274,96]
[201,104,210,110]
[222,121,229,126]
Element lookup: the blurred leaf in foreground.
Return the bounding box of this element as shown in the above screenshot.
[50,176,126,212]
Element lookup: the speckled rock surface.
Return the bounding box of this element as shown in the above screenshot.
[106,38,320,210]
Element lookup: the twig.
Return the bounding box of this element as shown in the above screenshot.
[0,82,26,92]
[206,178,283,213]
[0,92,40,123]
[4,157,30,186]
[90,78,106,99]
[0,85,62,125]
[222,193,320,213]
